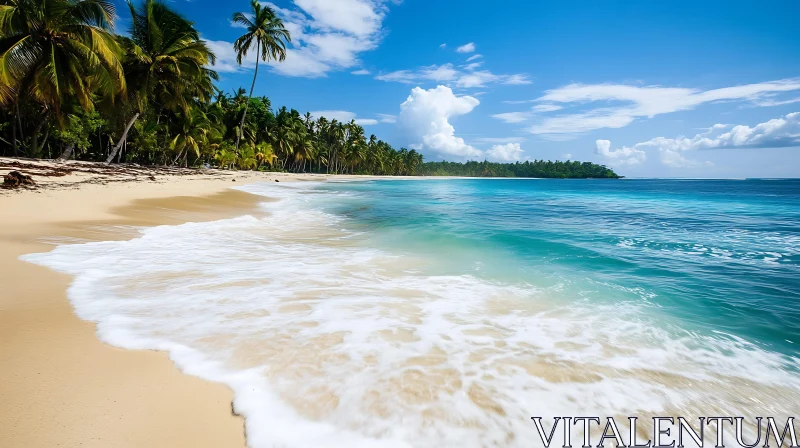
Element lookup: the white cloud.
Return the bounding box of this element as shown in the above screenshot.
[375,70,416,83]
[421,63,459,81]
[491,104,564,124]
[293,0,384,37]
[398,86,482,158]
[466,54,482,62]
[455,70,499,88]
[216,1,391,78]
[205,39,254,73]
[310,110,380,125]
[439,43,446,49]
[602,112,800,168]
[492,112,531,123]
[595,139,646,166]
[351,69,371,75]
[474,137,526,144]
[376,63,529,89]
[563,153,573,159]
[532,103,562,113]
[376,113,397,123]
[531,108,634,134]
[504,74,532,85]
[530,78,800,136]
[753,97,800,107]
[456,42,475,53]
[486,143,524,162]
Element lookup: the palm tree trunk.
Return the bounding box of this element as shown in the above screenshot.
[38,126,49,156]
[58,143,75,161]
[15,101,24,155]
[172,149,184,166]
[236,41,260,154]
[12,103,18,156]
[107,112,140,163]
[30,119,45,158]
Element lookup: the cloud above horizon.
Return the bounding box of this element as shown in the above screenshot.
[310,110,380,125]
[491,78,800,137]
[597,112,800,168]
[456,42,476,53]
[376,63,530,89]
[212,0,390,77]
[486,143,524,162]
[398,86,482,158]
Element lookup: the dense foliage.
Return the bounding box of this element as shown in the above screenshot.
[418,160,620,178]
[0,0,618,178]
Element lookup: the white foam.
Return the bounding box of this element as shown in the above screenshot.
[23,182,800,447]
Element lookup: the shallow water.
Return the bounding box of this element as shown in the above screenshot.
[24,179,800,447]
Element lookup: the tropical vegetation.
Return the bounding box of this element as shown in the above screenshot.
[0,0,618,179]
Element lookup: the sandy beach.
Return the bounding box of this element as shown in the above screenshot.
[0,158,327,448]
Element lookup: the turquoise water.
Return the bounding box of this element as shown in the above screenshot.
[317,179,800,356]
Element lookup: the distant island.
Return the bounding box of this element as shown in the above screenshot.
[418,160,620,178]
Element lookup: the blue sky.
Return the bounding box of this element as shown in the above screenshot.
[123,0,799,177]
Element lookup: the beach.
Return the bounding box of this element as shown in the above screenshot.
[0,160,322,448]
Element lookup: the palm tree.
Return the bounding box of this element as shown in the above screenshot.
[169,107,218,166]
[232,0,290,153]
[0,0,125,154]
[106,0,217,163]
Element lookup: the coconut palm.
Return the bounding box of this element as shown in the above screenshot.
[0,0,125,153]
[232,0,290,152]
[169,106,217,166]
[106,0,217,163]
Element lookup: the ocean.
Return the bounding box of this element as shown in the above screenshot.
[24,178,800,447]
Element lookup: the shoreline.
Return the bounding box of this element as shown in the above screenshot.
[0,169,328,448]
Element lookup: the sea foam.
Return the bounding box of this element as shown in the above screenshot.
[23,182,800,447]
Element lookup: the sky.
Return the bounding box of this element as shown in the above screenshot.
[119,0,800,177]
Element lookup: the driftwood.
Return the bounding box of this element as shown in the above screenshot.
[3,171,36,189]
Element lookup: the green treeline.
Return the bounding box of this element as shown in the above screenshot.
[0,0,617,179]
[418,160,620,178]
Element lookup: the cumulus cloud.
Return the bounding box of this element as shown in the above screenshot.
[528,78,800,136]
[486,143,524,162]
[595,139,646,166]
[456,42,476,53]
[310,110,380,125]
[213,0,391,77]
[600,112,800,168]
[376,63,529,89]
[398,86,482,158]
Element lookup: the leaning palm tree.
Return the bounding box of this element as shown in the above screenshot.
[232,0,290,152]
[106,0,217,163]
[0,0,125,154]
